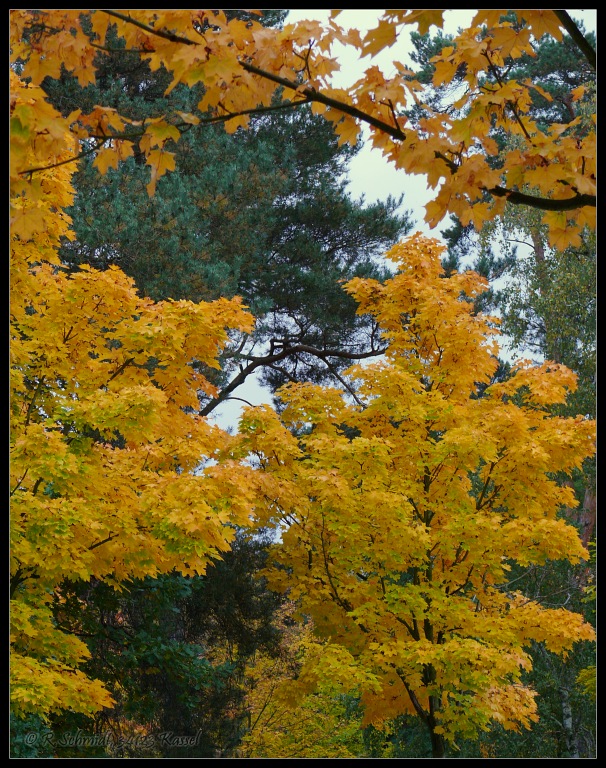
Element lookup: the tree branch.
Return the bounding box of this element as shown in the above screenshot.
[489,186,595,210]
[239,60,407,142]
[100,9,196,46]
[240,63,595,210]
[25,375,46,427]
[20,139,107,178]
[200,341,386,416]
[553,10,596,70]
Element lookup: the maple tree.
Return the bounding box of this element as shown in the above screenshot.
[233,234,596,758]
[10,69,258,721]
[10,9,595,252]
[405,26,596,755]
[13,13,410,750]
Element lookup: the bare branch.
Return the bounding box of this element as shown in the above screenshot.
[200,341,387,416]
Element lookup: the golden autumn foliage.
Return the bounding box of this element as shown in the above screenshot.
[10,69,257,718]
[9,11,596,750]
[10,9,596,251]
[234,234,596,749]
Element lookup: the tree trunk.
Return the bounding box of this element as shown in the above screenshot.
[429,726,446,758]
[579,487,596,547]
[560,685,580,758]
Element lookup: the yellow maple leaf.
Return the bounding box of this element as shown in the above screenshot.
[489,25,532,59]
[90,9,111,44]
[362,19,398,57]
[145,149,176,195]
[516,9,563,41]
[23,52,62,86]
[93,141,134,174]
[224,114,250,134]
[93,146,119,175]
[471,10,509,29]
[542,210,582,251]
[424,193,450,229]
[140,120,181,151]
[574,206,596,231]
[334,116,360,147]
[399,10,445,36]
[570,85,586,101]
[175,111,200,125]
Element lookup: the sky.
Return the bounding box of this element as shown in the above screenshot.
[209,9,597,430]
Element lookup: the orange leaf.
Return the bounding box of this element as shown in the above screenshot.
[516,9,563,41]
[145,149,176,195]
[362,19,398,57]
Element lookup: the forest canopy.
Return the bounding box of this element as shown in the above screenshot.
[10,9,596,759]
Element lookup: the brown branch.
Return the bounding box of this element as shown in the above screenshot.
[488,185,595,210]
[553,10,596,70]
[319,512,353,613]
[317,357,366,408]
[107,356,136,384]
[200,341,386,416]
[241,63,595,211]
[407,497,424,524]
[476,462,496,510]
[20,138,107,178]
[482,51,534,143]
[390,610,420,641]
[20,101,312,178]
[402,677,429,723]
[88,533,119,551]
[10,567,40,598]
[24,375,46,428]
[239,60,407,142]
[101,9,196,46]
[10,469,30,497]
[447,565,474,597]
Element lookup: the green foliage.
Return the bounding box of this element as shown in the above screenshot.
[505,17,596,128]
[498,235,596,416]
[10,714,55,759]
[46,531,284,758]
